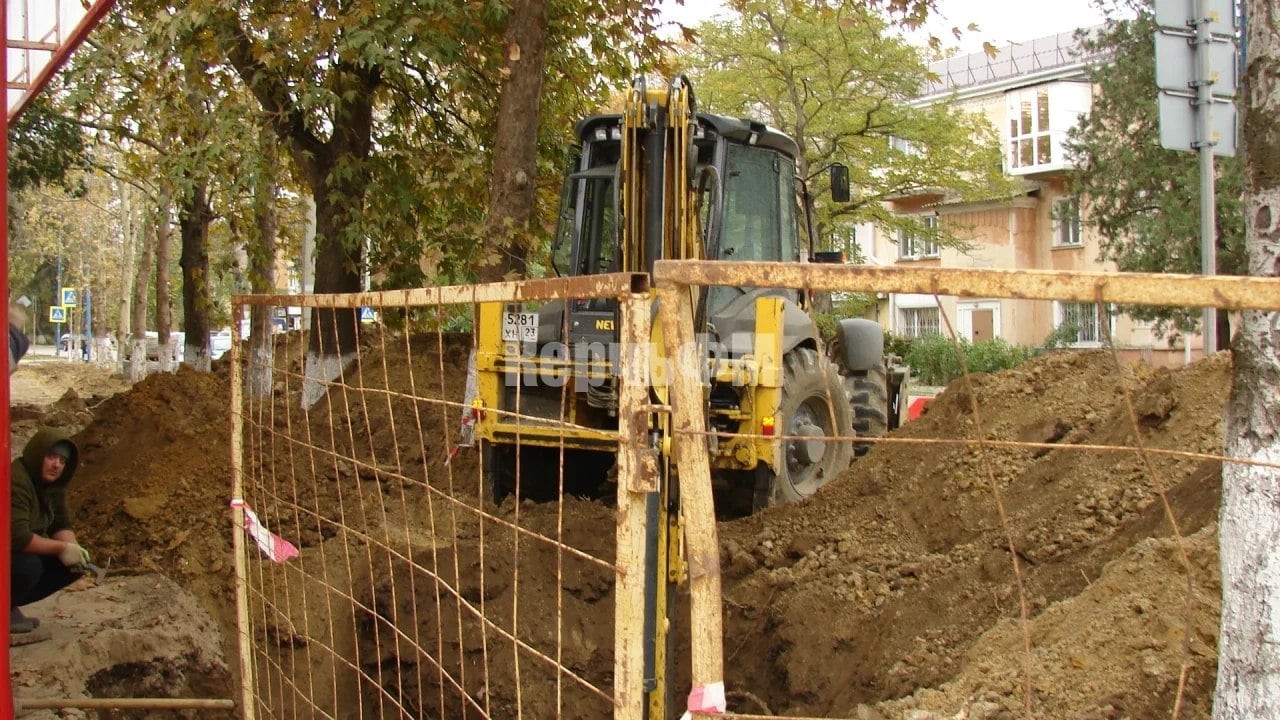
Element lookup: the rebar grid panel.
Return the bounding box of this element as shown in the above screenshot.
[229,273,652,720]
[652,261,1280,720]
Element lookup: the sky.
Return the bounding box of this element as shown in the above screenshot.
[657,0,1115,53]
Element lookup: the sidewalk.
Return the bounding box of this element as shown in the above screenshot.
[21,344,114,365]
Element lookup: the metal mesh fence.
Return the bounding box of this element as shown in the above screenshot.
[230,264,1280,720]
[231,275,652,720]
[653,261,1280,720]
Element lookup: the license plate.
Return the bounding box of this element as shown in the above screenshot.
[502,311,539,342]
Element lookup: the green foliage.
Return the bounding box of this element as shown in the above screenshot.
[33,0,675,357]
[1038,321,1081,351]
[813,292,878,342]
[884,330,912,358]
[172,0,667,288]
[1064,0,1245,336]
[679,0,1015,253]
[897,333,1037,386]
[902,333,963,386]
[964,336,1035,373]
[9,173,131,340]
[7,99,91,195]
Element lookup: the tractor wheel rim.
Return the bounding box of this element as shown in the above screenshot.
[786,399,831,491]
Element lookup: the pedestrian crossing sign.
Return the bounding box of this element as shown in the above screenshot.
[359,307,375,323]
[49,306,66,323]
[61,288,77,307]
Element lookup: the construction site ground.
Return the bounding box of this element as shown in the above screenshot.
[6,337,1228,719]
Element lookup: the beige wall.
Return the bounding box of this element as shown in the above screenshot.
[878,176,1196,354]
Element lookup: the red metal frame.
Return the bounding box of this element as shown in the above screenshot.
[3,0,114,710]
[9,0,114,123]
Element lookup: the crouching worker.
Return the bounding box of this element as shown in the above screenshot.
[9,429,90,638]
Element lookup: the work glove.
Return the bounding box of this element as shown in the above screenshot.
[58,542,90,568]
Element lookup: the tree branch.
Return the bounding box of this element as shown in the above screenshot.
[209,10,328,179]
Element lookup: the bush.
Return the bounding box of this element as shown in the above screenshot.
[902,334,965,386]
[814,292,878,345]
[1039,321,1080,350]
[899,333,1037,386]
[884,330,912,359]
[966,336,1035,374]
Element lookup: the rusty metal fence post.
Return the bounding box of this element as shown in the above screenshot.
[614,288,654,720]
[655,283,726,712]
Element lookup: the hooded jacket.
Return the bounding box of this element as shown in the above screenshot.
[10,428,79,552]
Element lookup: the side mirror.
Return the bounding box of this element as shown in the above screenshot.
[829,163,850,203]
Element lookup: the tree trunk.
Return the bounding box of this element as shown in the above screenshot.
[179,180,214,371]
[479,0,549,283]
[301,195,316,329]
[248,126,279,398]
[117,182,135,372]
[221,17,377,407]
[1214,6,1280,717]
[129,213,157,382]
[302,178,361,406]
[155,199,175,372]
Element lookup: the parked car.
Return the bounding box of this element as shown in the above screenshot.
[211,329,233,360]
[124,331,183,362]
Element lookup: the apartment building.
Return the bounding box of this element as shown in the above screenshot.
[861,28,1192,365]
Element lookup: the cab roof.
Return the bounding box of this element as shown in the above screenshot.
[575,112,800,159]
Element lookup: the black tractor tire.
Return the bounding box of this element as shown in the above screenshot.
[754,347,854,511]
[843,363,890,456]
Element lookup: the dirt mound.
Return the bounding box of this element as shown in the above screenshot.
[35,341,1231,719]
[715,350,1229,718]
[10,361,129,456]
[70,365,238,640]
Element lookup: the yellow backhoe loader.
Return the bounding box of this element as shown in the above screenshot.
[462,74,907,717]
[466,75,905,511]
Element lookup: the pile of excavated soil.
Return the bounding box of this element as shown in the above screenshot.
[9,359,132,457]
[35,338,1230,719]
[70,365,239,635]
[714,350,1228,718]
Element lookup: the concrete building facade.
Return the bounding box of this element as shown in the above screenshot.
[861,29,1195,365]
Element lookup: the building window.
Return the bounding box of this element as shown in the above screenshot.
[1008,88,1053,170]
[889,136,920,156]
[898,215,940,259]
[830,224,857,260]
[1054,197,1082,247]
[901,307,941,338]
[1058,301,1103,345]
[1004,82,1091,175]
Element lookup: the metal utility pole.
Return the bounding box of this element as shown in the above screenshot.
[83,285,92,362]
[1155,0,1239,357]
[1194,0,1217,355]
[54,254,63,356]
